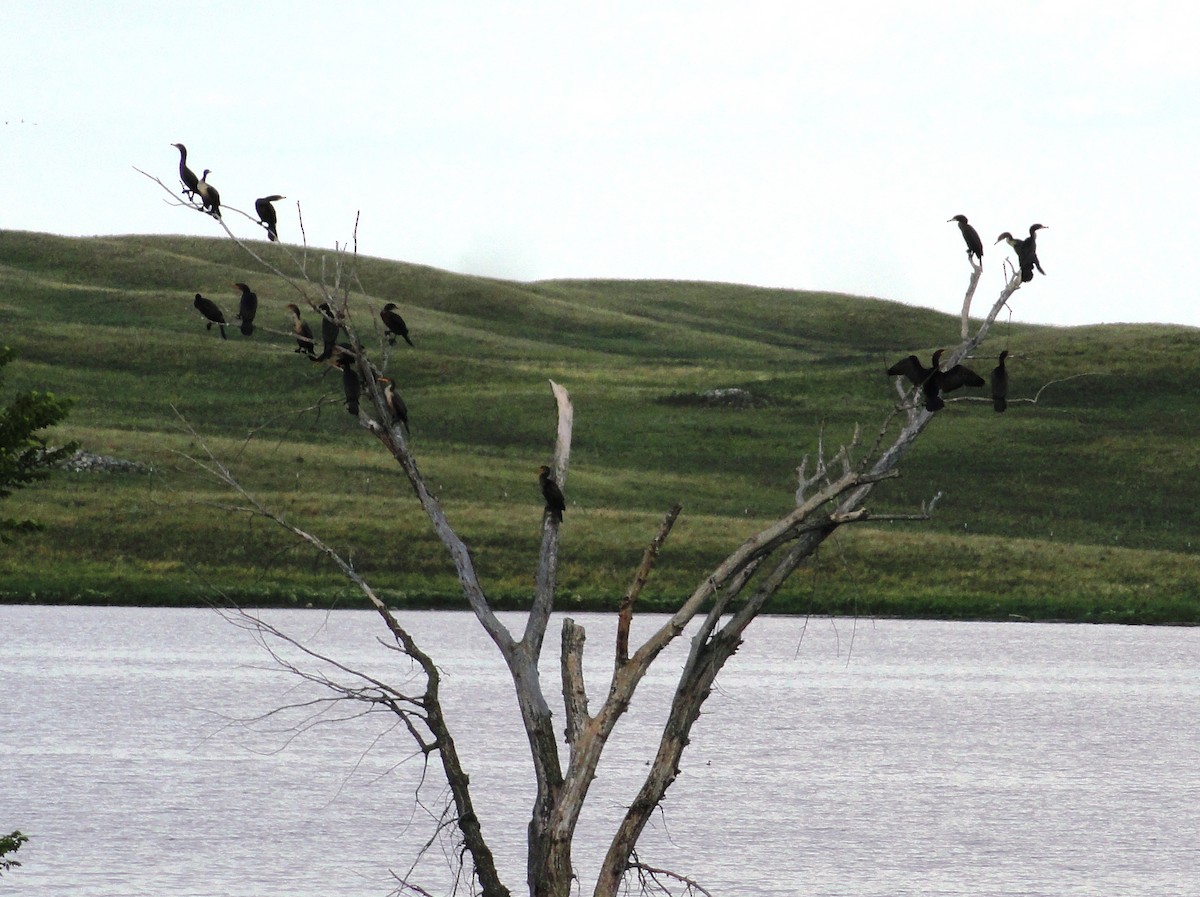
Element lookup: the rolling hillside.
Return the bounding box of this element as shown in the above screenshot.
[2,229,1198,621]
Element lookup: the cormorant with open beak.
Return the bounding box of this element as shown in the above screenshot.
[314,302,342,361]
[887,348,985,412]
[538,465,566,523]
[193,293,227,339]
[991,350,1009,413]
[197,169,221,219]
[171,143,199,199]
[255,195,285,242]
[948,214,983,265]
[286,304,315,357]
[233,283,258,336]
[376,377,410,434]
[380,303,414,347]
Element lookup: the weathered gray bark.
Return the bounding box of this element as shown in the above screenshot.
[364,375,578,896]
[960,256,983,338]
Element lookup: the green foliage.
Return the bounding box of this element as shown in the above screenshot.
[0,345,76,540]
[0,830,28,875]
[1,229,1198,621]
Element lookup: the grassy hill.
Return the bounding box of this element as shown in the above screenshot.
[2,229,1198,622]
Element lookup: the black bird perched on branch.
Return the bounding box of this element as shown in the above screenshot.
[255,195,285,242]
[1026,223,1047,276]
[330,342,383,385]
[991,350,1009,413]
[193,293,227,339]
[538,465,566,523]
[948,214,983,265]
[285,304,315,357]
[376,377,410,434]
[171,143,199,199]
[996,224,1047,282]
[233,283,258,336]
[314,302,343,361]
[887,348,985,412]
[196,169,221,219]
[380,303,414,347]
[334,353,361,416]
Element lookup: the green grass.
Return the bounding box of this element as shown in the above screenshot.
[2,229,1199,623]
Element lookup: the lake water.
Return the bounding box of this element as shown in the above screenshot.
[1,606,1197,897]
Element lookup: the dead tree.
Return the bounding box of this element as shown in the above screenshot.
[143,162,1027,896]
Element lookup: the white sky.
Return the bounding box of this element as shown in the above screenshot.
[2,1,1198,328]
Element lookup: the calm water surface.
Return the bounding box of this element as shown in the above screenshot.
[1,606,1197,896]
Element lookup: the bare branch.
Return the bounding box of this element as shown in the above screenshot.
[561,619,589,746]
[170,401,511,897]
[617,503,683,667]
[628,855,715,897]
[526,380,574,652]
[960,257,983,339]
[957,370,1104,407]
[134,165,318,303]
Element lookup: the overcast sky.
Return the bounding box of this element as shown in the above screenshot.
[3,2,1198,328]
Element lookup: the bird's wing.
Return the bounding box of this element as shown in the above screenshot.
[940,365,985,391]
[966,226,984,257]
[886,355,926,386]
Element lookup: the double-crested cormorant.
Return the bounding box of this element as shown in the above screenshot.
[233,283,257,336]
[996,224,1047,282]
[538,465,566,522]
[286,303,315,357]
[995,232,1029,280]
[948,215,983,264]
[376,377,410,434]
[887,348,985,412]
[380,303,414,347]
[332,353,361,415]
[991,350,1009,413]
[193,293,227,339]
[331,342,382,384]
[1026,223,1047,276]
[197,169,221,219]
[314,302,343,361]
[171,143,199,199]
[255,195,285,242]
